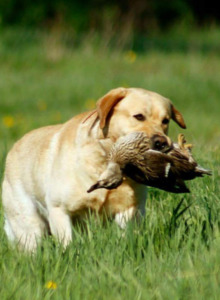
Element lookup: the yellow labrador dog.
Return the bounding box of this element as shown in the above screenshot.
[2,87,186,251]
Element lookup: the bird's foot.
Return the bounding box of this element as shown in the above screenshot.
[178,134,193,151]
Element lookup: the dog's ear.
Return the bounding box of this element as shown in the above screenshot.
[96,87,127,129]
[171,104,186,129]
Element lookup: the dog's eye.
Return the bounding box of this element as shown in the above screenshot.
[162,118,169,125]
[133,114,145,121]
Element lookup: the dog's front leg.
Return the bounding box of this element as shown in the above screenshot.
[48,207,72,247]
[114,200,146,229]
[113,185,147,229]
[114,206,137,229]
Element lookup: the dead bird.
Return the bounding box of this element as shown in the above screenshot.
[87,132,211,194]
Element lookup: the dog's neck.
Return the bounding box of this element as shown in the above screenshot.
[82,109,118,142]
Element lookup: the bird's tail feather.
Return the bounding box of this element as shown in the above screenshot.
[195,166,212,176]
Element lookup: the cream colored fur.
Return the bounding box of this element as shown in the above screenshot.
[2,87,186,251]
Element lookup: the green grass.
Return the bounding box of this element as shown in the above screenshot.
[0,28,220,299]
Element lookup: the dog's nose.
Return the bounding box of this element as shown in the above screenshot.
[152,135,171,152]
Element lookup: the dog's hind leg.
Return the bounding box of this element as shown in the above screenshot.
[2,179,47,252]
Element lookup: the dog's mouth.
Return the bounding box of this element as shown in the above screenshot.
[150,135,173,153]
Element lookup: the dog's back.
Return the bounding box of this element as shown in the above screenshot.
[2,87,185,251]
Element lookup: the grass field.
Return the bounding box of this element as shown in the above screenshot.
[0,28,220,299]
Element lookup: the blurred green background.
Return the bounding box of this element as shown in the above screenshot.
[0,0,220,32]
[0,0,220,146]
[0,1,220,300]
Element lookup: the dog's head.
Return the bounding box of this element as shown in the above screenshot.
[96,87,186,148]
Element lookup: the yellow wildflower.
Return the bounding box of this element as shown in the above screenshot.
[45,281,57,290]
[53,111,62,122]
[85,98,96,110]
[2,115,15,128]
[37,100,47,111]
[125,50,137,63]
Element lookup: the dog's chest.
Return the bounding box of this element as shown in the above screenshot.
[62,140,110,212]
[75,140,109,183]
[62,124,146,218]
